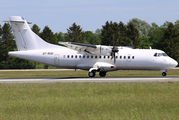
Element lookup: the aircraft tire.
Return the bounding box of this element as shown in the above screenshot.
[162,72,167,76]
[99,72,106,77]
[88,71,96,77]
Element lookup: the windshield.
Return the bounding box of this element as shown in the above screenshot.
[154,53,168,57]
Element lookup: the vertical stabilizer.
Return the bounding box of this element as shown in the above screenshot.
[9,16,60,51]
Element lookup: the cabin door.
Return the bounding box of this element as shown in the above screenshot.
[54,54,59,65]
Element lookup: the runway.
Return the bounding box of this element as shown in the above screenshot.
[0,76,179,84]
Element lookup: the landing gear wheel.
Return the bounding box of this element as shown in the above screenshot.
[88,71,96,77]
[99,72,106,77]
[162,72,167,76]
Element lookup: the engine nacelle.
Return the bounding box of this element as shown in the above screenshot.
[90,45,112,56]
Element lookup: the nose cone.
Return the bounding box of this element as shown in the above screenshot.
[170,59,178,68]
[173,60,178,67]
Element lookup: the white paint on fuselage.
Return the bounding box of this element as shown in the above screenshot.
[8,47,177,71]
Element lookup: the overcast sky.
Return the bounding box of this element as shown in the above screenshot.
[0,0,179,33]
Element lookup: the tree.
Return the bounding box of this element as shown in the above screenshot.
[161,21,171,28]
[126,22,140,48]
[101,21,119,46]
[0,24,3,68]
[139,35,152,49]
[129,18,151,37]
[31,24,41,36]
[40,26,56,44]
[40,26,56,69]
[95,29,102,38]
[101,21,139,47]
[118,21,128,46]
[31,24,41,69]
[0,23,15,69]
[84,31,101,45]
[174,20,179,30]
[54,32,65,43]
[148,22,165,49]
[161,23,179,61]
[149,23,163,48]
[0,24,2,36]
[65,23,85,43]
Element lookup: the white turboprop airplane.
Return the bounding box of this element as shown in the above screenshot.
[6,16,178,77]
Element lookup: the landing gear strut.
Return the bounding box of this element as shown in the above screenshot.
[162,72,167,76]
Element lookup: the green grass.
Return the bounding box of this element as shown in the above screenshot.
[35,63,58,69]
[0,83,179,119]
[0,69,179,119]
[0,69,179,78]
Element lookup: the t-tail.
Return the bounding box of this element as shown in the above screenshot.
[8,16,60,51]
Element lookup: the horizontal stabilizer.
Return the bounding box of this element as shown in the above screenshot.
[3,20,32,24]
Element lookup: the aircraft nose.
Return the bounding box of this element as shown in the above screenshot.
[171,59,178,67]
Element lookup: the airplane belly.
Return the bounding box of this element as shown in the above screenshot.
[60,59,77,68]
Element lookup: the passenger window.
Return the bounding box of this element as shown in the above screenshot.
[108,56,110,59]
[128,56,130,59]
[120,56,122,59]
[87,56,89,58]
[63,55,66,58]
[124,56,126,59]
[99,56,101,59]
[132,56,134,59]
[71,55,73,58]
[95,56,98,59]
[79,55,81,58]
[91,56,93,59]
[75,55,77,58]
[104,56,106,59]
[83,55,85,58]
[116,56,118,59]
[67,55,70,58]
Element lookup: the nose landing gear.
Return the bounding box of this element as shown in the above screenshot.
[162,72,167,76]
[161,70,167,76]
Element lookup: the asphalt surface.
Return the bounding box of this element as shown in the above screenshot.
[0,76,179,84]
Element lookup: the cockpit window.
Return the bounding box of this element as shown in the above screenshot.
[158,53,162,57]
[154,53,157,57]
[154,53,168,57]
[162,53,168,56]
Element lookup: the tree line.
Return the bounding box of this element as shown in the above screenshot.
[0,18,179,69]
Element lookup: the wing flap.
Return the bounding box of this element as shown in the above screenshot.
[59,42,97,53]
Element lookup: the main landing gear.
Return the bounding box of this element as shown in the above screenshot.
[88,71,106,77]
[88,71,96,77]
[99,71,106,77]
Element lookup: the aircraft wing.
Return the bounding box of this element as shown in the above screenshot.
[59,42,97,54]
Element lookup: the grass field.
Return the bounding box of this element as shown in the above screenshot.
[0,69,179,119]
[0,83,179,120]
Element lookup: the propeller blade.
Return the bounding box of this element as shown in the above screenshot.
[114,53,116,66]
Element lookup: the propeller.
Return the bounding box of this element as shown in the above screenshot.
[110,35,119,65]
[110,46,119,65]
